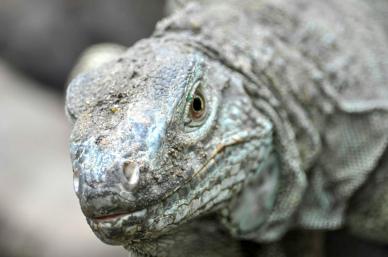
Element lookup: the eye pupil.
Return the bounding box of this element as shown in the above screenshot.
[192,97,203,112]
[189,91,206,121]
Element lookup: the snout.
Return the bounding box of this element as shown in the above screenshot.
[68,101,190,243]
[78,183,136,219]
[75,164,151,219]
[73,158,142,195]
[71,139,152,218]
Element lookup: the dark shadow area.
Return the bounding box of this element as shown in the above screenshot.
[326,230,388,257]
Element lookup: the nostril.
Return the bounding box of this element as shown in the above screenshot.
[122,161,140,189]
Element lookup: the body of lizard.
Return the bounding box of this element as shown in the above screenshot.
[66,0,388,256]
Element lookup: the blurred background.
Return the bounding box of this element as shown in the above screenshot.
[0,0,164,256]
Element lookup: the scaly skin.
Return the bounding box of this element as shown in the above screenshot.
[66,0,388,256]
[67,38,276,256]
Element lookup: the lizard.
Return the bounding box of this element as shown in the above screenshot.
[65,0,388,256]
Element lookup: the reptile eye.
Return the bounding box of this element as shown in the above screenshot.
[190,92,206,120]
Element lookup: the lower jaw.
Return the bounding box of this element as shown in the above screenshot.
[87,208,148,244]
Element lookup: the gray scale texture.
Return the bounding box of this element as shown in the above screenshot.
[66,0,388,256]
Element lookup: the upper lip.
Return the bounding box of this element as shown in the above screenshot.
[79,184,144,220]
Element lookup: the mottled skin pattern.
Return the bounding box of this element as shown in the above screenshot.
[66,0,388,256]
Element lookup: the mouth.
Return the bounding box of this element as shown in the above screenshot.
[88,208,147,224]
[86,208,148,244]
[93,212,131,222]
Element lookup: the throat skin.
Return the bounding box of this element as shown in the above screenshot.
[126,215,246,257]
[125,150,280,257]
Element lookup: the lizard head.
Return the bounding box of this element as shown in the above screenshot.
[66,39,274,247]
